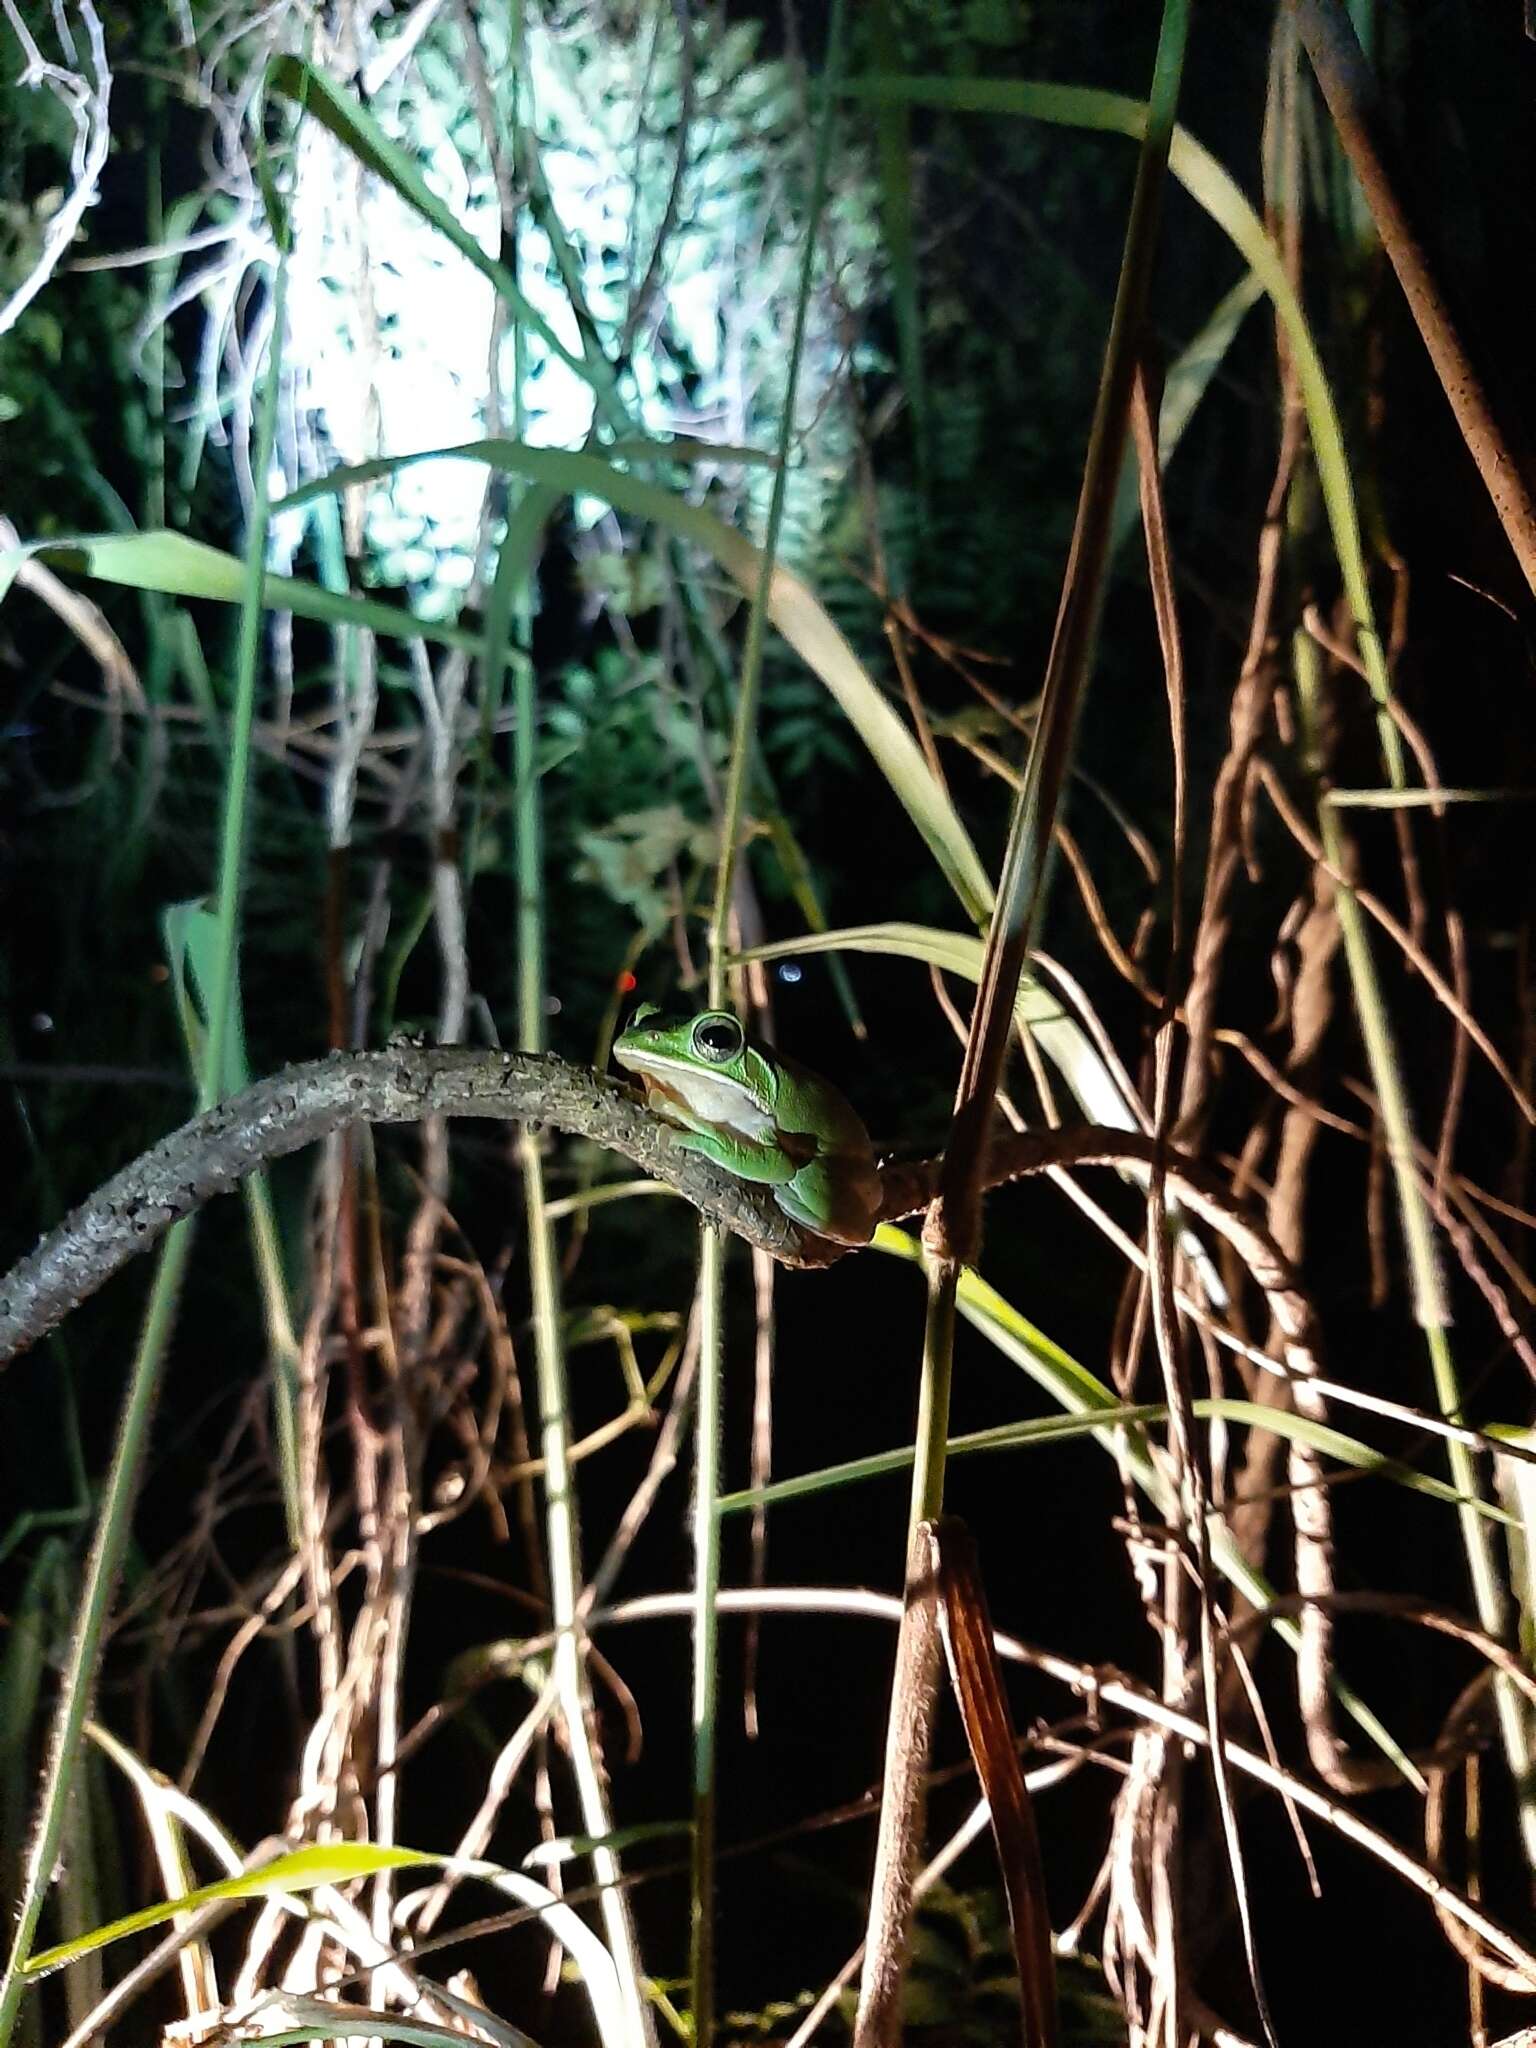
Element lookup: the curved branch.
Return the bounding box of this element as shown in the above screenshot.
[0,1049,806,1362]
[0,1051,1315,1376]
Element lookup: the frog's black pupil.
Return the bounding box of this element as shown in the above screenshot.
[696,1019,740,1060]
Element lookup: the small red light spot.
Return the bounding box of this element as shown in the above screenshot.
[618,970,637,994]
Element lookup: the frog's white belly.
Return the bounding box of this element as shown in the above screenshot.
[643,1068,777,1141]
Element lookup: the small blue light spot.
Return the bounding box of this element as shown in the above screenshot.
[777,962,802,985]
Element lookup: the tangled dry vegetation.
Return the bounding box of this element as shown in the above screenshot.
[4,3,1536,2046]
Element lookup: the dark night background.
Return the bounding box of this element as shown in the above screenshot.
[5,3,1536,2043]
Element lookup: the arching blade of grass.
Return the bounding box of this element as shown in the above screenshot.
[21,1843,622,2048]
[738,922,1224,1299]
[847,73,1406,786]
[740,922,1138,1126]
[1109,267,1266,555]
[0,531,490,656]
[278,438,996,921]
[2,441,766,656]
[718,1393,1515,1524]
[198,2006,538,2048]
[20,1846,431,1978]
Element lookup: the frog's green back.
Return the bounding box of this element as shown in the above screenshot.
[769,1048,876,1163]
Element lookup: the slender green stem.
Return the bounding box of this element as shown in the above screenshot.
[0,86,297,2039]
[688,11,848,2039]
[689,1228,726,2046]
[909,1255,958,1536]
[0,1226,193,2045]
[1292,629,1536,1856]
[519,1140,650,2048]
[705,4,847,978]
[500,9,650,2036]
[855,18,1189,2046]
[199,250,289,1119]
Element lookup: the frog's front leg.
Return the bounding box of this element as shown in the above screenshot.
[666,1126,799,1189]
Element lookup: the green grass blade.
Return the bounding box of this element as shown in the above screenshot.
[1109,268,1266,555]
[0,530,493,657]
[719,1393,1516,1523]
[848,73,1406,786]
[211,2009,537,2048]
[21,1845,435,1977]
[866,0,928,502]
[738,921,1136,1124]
[278,438,995,921]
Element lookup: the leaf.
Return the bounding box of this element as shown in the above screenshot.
[720,1387,1515,1525]
[21,1844,435,1978]
[162,899,250,1095]
[930,1521,1059,2048]
[196,1996,537,2048]
[1109,267,1265,555]
[277,439,996,921]
[20,1844,627,2044]
[0,530,489,656]
[737,921,1124,1120]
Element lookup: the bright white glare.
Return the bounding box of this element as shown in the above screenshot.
[282,88,605,598]
[275,16,866,606]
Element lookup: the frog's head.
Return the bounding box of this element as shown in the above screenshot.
[614,1004,775,1127]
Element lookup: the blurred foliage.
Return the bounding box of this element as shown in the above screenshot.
[5,0,1536,2039]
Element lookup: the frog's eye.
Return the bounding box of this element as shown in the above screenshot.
[693,1015,744,1063]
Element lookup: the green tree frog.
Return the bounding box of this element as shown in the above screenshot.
[613,1004,883,1246]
